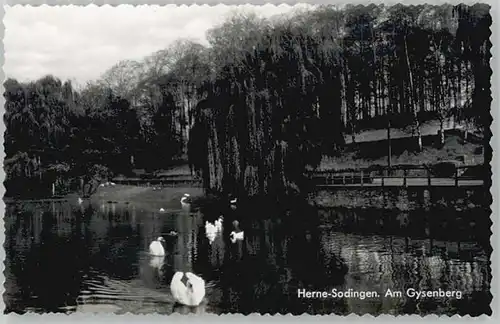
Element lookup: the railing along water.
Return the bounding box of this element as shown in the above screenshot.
[306,164,485,189]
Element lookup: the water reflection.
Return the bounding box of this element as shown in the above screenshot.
[4,196,491,316]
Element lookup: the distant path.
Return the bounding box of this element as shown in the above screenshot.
[344,118,467,144]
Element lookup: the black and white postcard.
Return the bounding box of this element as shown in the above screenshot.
[1,0,495,317]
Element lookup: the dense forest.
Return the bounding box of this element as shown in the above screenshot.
[3,4,492,200]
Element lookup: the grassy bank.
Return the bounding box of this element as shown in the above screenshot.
[317,130,483,171]
[81,184,205,214]
[92,184,203,202]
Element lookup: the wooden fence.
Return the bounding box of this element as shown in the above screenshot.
[306,164,486,188]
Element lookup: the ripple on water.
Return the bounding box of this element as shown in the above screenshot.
[76,268,218,314]
[3,198,492,315]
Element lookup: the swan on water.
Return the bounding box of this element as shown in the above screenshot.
[181,193,192,205]
[230,231,244,243]
[77,197,84,204]
[206,232,216,244]
[170,272,206,307]
[229,197,237,210]
[149,255,165,270]
[205,221,218,244]
[214,216,224,232]
[205,221,217,234]
[230,220,244,243]
[159,208,166,212]
[149,237,166,256]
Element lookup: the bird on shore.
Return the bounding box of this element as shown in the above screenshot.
[149,237,166,256]
[170,272,206,307]
[230,220,244,243]
[181,193,192,206]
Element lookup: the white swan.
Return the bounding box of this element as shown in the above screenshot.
[159,208,166,212]
[214,216,224,232]
[205,221,217,244]
[180,193,192,205]
[77,197,84,204]
[206,231,216,244]
[149,255,165,270]
[230,220,244,243]
[229,197,237,210]
[205,221,217,234]
[149,237,166,256]
[230,231,244,243]
[206,221,216,244]
[170,272,206,307]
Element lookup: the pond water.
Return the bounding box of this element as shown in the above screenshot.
[3,189,491,316]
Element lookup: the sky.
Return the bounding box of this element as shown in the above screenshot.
[3,4,314,86]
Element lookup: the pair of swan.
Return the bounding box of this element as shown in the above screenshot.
[214,217,223,232]
[205,217,244,244]
[206,216,224,233]
[205,222,217,244]
[205,216,224,244]
[149,237,205,307]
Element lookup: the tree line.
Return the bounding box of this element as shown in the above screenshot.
[3,3,491,199]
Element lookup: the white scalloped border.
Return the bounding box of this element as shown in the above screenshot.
[0,0,497,321]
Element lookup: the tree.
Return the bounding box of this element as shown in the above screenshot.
[4,4,491,199]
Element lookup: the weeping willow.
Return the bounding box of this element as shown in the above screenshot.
[189,26,343,201]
